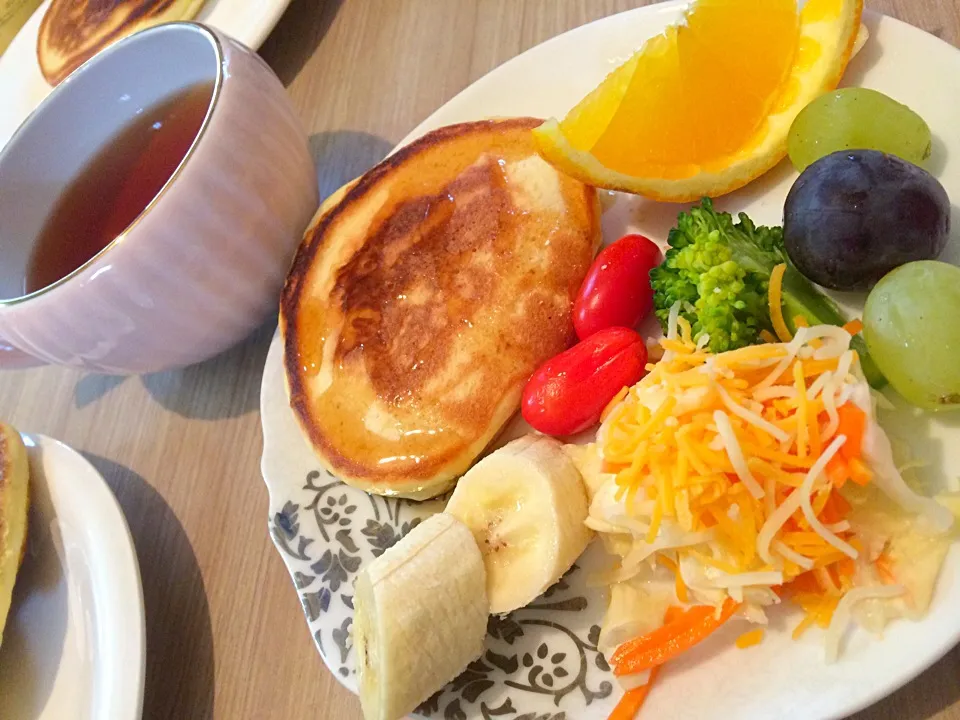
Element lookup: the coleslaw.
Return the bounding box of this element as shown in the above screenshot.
[576,307,956,718]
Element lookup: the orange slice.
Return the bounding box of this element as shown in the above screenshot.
[533,0,864,202]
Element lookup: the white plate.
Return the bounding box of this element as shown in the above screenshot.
[0,0,294,151]
[0,434,145,720]
[261,4,960,719]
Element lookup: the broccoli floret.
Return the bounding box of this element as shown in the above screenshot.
[650,199,885,386]
[650,199,786,352]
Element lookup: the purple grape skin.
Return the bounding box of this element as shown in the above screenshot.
[783,150,950,291]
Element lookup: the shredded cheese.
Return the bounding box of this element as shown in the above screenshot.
[772,540,814,570]
[769,263,792,343]
[663,301,682,362]
[717,384,791,444]
[714,410,765,499]
[736,628,765,649]
[793,361,809,459]
[592,322,894,662]
[825,585,905,662]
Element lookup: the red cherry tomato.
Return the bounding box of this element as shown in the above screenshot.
[521,327,648,436]
[573,234,662,340]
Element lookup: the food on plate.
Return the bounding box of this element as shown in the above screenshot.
[0,422,29,646]
[788,88,933,171]
[598,579,674,658]
[521,327,647,436]
[352,436,593,720]
[585,316,953,715]
[649,199,884,386]
[281,118,601,500]
[532,0,864,201]
[0,0,43,56]
[564,441,612,502]
[353,513,488,720]
[864,261,960,411]
[444,435,592,614]
[784,150,950,291]
[37,0,206,85]
[573,234,660,340]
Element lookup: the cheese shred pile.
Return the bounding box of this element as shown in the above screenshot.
[591,306,954,690]
[603,317,869,599]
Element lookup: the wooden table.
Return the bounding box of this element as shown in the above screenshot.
[1,1,958,718]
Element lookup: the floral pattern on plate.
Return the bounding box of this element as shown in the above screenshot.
[261,331,619,719]
[262,5,960,719]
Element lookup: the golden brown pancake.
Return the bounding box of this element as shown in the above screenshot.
[0,422,29,646]
[281,118,601,500]
[37,0,206,86]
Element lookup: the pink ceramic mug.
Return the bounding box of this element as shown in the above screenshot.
[0,22,318,373]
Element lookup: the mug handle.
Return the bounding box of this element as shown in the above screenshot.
[0,336,44,369]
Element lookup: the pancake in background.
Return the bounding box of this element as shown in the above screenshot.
[281,118,601,500]
[0,422,29,646]
[37,0,206,86]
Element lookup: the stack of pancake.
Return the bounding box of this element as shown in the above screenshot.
[37,0,206,85]
[281,118,601,500]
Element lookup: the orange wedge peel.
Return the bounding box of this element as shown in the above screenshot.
[533,0,865,202]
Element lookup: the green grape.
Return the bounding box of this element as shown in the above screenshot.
[864,261,960,411]
[788,88,933,171]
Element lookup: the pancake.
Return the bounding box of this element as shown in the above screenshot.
[0,422,29,646]
[281,118,601,500]
[37,0,206,86]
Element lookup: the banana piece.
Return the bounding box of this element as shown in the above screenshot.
[444,434,592,615]
[353,513,488,720]
[0,422,29,646]
[562,442,613,503]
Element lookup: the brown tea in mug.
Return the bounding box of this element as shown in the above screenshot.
[23,81,214,294]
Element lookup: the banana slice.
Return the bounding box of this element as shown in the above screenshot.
[444,434,592,615]
[353,513,488,720]
[0,422,29,646]
[562,442,613,502]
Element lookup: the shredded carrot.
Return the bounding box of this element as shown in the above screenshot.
[826,454,849,489]
[760,329,778,344]
[819,491,851,524]
[597,315,882,679]
[793,315,810,329]
[608,666,661,720]
[768,263,792,342]
[613,600,740,675]
[836,404,866,461]
[843,319,864,336]
[663,606,685,624]
[735,628,765,649]
[786,571,821,594]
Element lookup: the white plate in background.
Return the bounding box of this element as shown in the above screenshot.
[0,434,145,720]
[0,0,294,151]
